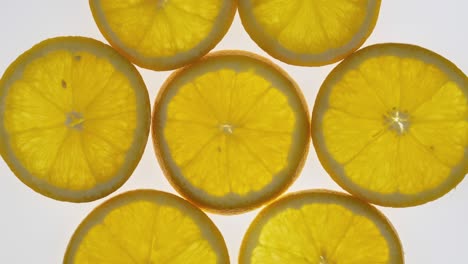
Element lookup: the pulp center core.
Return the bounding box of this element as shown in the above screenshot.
[385,109,409,134]
[66,111,85,130]
[220,124,234,134]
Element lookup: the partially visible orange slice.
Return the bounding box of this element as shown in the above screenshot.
[238,0,381,66]
[240,190,404,263]
[89,0,237,70]
[65,190,229,263]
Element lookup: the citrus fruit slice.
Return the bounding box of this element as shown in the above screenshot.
[89,0,237,71]
[0,37,150,202]
[239,190,404,264]
[238,0,381,66]
[312,43,468,207]
[64,189,229,263]
[152,50,310,213]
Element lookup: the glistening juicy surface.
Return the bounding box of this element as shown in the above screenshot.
[240,191,403,264]
[313,43,468,206]
[65,190,229,263]
[153,52,309,212]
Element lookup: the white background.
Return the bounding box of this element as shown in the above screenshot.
[1,1,467,263]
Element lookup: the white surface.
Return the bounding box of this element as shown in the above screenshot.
[0,1,467,263]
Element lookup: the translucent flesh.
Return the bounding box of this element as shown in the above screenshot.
[323,55,468,195]
[163,66,297,197]
[250,0,368,54]
[248,198,393,263]
[3,50,137,190]
[98,0,223,57]
[71,196,219,263]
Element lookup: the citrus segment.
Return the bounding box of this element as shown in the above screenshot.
[152,51,310,213]
[239,190,403,263]
[312,43,468,206]
[64,190,229,263]
[0,37,150,202]
[90,0,236,70]
[238,0,381,66]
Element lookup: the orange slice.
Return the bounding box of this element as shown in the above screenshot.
[0,37,150,202]
[312,43,468,206]
[238,0,381,66]
[152,50,310,213]
[89,0,237,70]
[65,190,229,263]
[240,190,404,263]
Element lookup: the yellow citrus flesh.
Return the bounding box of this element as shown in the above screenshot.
[152,51,310,213]
[89,0,236,71]
[312,43,468,207]
[238,0,381,66]
[0,37,150,202]
[240,190,403,264]
[64,190,229,263]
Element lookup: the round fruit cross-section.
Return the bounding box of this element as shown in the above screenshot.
[240,190,403,264]
[65,190,229,263]
[312,43,468,207]
[89,0,237,71]
[0,37,150,202]
[152,51,310,213]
